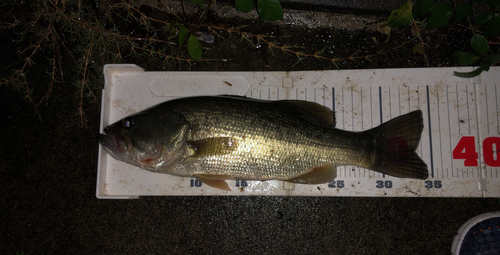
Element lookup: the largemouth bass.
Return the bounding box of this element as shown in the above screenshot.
[98,96,428,191]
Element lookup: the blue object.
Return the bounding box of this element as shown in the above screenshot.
[452,212,500,255]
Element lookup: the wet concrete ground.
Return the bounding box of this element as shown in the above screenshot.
[1,1,499,254]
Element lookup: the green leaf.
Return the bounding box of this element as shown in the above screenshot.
[256,0,283,21]
[383,0,412,27]
[453,68,483,78]
[413,43,421,54]
[453,64,486,78]
[483,14,500,38]
[489,54,500,65]
[455,4,473,22]
[473,0,487,3]
[489,0,500,8]
[187,35,202,60]
[413,43,425,55]
[483,60,491,71]
[413,0,435,18]
[430,3,451,14]
[471,34,488,55]
[189,0,203,9]
[236,0,254,13]
[495,1,500,9]
[475,12,494,25]
[426,3,452,30]
[452,51,480,65]
[178,25,189,46]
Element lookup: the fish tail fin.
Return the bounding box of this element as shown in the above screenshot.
[365,110,428,179]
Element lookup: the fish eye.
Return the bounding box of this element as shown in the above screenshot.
[122,117,134,129]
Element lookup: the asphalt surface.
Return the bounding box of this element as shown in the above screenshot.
[1,0,499,254]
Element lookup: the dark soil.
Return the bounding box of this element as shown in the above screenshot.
[1,1,499,254]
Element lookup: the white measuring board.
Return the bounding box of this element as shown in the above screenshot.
[97,64,500,199]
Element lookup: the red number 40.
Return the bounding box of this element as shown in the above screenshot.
[452,136,500,167]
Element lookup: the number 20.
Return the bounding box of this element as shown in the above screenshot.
[453,136,500,167]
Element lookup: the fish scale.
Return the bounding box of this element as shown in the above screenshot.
[169,97,371,179]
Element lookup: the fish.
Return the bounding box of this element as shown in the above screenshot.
[98,95,428,191]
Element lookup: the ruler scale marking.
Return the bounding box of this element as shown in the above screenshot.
[426,86,435,178]
[389,86,392,118]
[342,87,346,178]
[473,84,484,184]
[407,86,410,113]
[466,85,471,134]
[437,85,444,173]
[379,86,385,178]
[486,84,489,135]
[332,87,340,178]
[456,85,461,135]
[342,87,345,130]
[361,88,364,131]
[351,87,354,131]
[496,84,499,134]
[370,87,373,128]
[418,85,423,163]
[379,86,383,123]
[332,87,335,117]
[322,87,325,107]
[370,87,374,178]
[398,86,401,116]
[447,85,453,178]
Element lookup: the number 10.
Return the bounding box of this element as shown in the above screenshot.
[452,136,500,167]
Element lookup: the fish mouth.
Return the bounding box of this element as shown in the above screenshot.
[98,130,164,170]
[98,129,131,160]
[98,126,183,172]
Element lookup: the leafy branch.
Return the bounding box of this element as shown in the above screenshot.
[453,34,500,77]
[382,0,500,78]
[235,0,284,21]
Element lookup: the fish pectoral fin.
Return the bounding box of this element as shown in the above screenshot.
[187,137,238,158]
[196,174,232,191]
[278,100,335,126]
[286,164,337,184]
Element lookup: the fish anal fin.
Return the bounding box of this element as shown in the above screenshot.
[278,100,335,126]
[286,164,337,184]
[187,137,238,158]
[196,174,232,191]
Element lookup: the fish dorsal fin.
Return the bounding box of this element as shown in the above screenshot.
[187,137,238,158]
[278,100,335,126]
[286,164,337,184]
[196,174,232,191]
